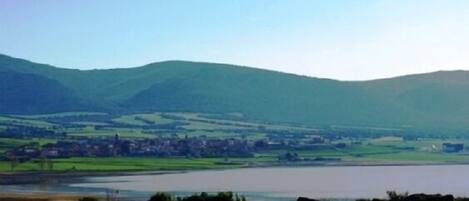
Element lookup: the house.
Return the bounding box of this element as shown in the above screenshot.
[310,135,325,144]
[335,143,346,148]
[442,143,464,153]
[41,148,59,157]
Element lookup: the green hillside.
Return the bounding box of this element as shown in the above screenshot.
[0,70,88,114]
[1,53,469,131]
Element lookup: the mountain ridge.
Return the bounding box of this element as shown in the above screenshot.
[5,53,464,82]
[2,53,469,132]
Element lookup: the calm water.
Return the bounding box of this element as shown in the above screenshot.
[4,165,469,201]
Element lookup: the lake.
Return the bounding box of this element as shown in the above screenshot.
[3,165,469,201]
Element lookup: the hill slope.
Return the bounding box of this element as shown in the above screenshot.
[0,70,88,114]
[1,54,469,131]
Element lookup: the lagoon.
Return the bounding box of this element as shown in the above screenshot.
[4,165,469,201]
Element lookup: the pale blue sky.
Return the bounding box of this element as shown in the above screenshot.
[1,0,469,80]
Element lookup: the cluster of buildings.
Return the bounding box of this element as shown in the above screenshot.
[3,134,332,161]
[5,132,466,163]
[4,134,256,160]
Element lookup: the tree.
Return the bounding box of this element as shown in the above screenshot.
[386,191,408,201]
[47,159,54,171]
[215,192,233,201]
[10,157,18,171]
[39,157,46,171]
[149,192,173,201]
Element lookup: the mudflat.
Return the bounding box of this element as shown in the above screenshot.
[0,192,99,201]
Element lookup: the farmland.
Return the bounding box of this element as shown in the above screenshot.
[1,112,469,172]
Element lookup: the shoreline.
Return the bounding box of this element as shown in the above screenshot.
[0,192,103,201]
[3,160,469,185]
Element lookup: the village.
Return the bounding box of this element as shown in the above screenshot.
[3,133,335,161]
[3,131,466,164]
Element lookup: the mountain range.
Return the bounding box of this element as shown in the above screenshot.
[2,54,469,132]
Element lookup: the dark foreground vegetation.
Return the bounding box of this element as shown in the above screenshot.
[0,192,245,201]
[299,191,469,201]
[356,191,469,201]
[148,192,245,201]
[3,191,469,201]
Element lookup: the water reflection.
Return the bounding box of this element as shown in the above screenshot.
[3,165,469,201]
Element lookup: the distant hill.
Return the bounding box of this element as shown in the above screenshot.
[2,53,469,132]
[0,70,90,114]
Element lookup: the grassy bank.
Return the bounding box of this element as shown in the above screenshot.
[0,192,97,201]
[3,152,469,173]
[0,157,259,172]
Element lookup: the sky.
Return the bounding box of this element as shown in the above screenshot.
[1,0,469,81]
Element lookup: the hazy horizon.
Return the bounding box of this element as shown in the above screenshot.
[1,0,469,80]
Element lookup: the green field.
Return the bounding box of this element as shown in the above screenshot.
[0,138,56,153]
[2,112,469,173]
[0,157,253,172]
[0,116,55,128]
[3,147,469,172]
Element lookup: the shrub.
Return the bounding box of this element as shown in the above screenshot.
[386,191,408,201]
[149,192,173,201]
